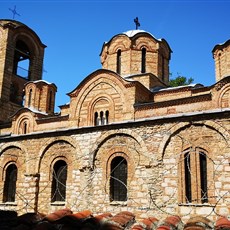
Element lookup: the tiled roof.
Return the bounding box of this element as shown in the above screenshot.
[0,208,230,229]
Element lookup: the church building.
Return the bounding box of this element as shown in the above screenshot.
[0,19,230,220]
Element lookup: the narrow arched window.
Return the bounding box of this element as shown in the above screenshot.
[162,56,165,81]
[28,88,32,107]
[105,110,109,125]
[116,49,121,74]
[141,47,146,73]
[184,152,191,203]
[110,156,127,201]
[48,90,52,111]
[94,112,99,126]
[23,122,27,134]
[182,148,208,204]
[51,160,67,202]
[3,164,17,202]
[200,152,208,203]
[100,111,104,125]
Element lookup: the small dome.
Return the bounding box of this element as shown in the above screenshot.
[122,29,162,42]
[123,29,147,37]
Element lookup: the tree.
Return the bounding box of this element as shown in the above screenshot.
[169,75,194,87]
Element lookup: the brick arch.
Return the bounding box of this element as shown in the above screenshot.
[160,122,227,206]
[37,139,77,211]
[73,74,127,123]
[0,144,26,185]
[102,147,136,201]
[107,36,131,54]
[159,121,230,160]
[75,75,126,108]
[13,35,36,57]
[217,84,230,108]
[135,37,157,51]
[13,112,35,134]
[12,29,43,56]
[0,142,27,155]
[88,93,115,126]
[105,147,135,180]
[49,156,68,181]
[38,136,80,173]
[0,143,27,170]
[90,129,148,168]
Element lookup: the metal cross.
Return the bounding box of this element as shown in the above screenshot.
[134,17,140,30]
[9,5,20,19]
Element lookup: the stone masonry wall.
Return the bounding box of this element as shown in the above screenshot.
[1,115,230,221]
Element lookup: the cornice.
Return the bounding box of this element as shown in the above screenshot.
[135,93,212,111]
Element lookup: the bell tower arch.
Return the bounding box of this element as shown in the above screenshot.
[0,20,46,122]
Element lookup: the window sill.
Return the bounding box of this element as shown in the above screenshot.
[179,203,215,207]
[50,201,65,206]
[0,202,17,206]
[110,201,127,206]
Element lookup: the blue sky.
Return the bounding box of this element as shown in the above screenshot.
[1,0,230,111]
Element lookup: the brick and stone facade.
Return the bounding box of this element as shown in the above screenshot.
[0,19,230,221]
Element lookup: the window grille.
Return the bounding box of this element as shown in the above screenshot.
[110,156,127,201]
[183,149,208,203]
[51,160,67,202]
[3,164,17,202]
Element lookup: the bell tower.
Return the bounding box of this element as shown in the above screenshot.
[0,20,46,122]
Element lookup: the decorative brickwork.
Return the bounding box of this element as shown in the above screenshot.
[1,19,230,222]
[0,20,46,122]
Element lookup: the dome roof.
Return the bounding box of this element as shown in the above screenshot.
[100,29,171,56]
[122,29,160,41]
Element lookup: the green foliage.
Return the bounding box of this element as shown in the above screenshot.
[169,75,194,87]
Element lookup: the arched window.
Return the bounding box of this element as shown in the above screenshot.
[48,90,53,111]
[100,111,104,125]
[23,122,27,134]
[94,110,109,126]
[3,164,17,202]
[141,47,146,73]
[13,40,31,79]
[105,110,109,125]
[182,148,208,203]
[116,49,121,74]
[92,98,111,126]
[110,156,127,201]
[94,112,99,126]
[18,118,29,135]
[51,160,67,202]
[199,152,208,203]
[162,55,165,81]
[28,88,32,107]
[184,152,191,202]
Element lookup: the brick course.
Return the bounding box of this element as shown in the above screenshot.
[0,20,230,221]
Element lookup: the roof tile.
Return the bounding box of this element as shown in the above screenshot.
[184,216,213,230]
[0,208,228,229]
[215,216,230,229]
[43,208,72,222]
[141,217,158,229]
